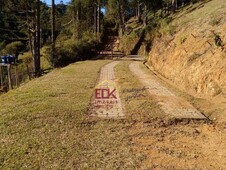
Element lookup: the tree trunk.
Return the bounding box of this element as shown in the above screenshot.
[26,3,34,59]
[72,6,76,39]
[51,0,56,63]
[143,3,147,27]
[87,3,93,33]
[93,1,97,34]
[31,3,37,77]
[182,0,185,6]
[172,0,178,12]
[97,0,101,34]
[137,0,141,23]
[118,0,125,35]
[7,64,12,90]
[77,0,81,39]
[31,0,41,77]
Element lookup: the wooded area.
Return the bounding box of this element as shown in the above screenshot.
[0,0,202,90]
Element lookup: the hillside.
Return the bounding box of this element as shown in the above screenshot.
[119,0,226,122]
[147,0,226,97]
[143,0,226,123]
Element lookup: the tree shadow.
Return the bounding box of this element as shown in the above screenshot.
[130,30,145,55]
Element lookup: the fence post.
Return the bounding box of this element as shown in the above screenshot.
[15,65,19,87]
[0,66,3,89]
[7,64,12,90]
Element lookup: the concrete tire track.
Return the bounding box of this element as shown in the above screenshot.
[129,61,207,119]
[89,61,124,118]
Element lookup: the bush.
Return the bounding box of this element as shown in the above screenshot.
[46,37,100,67]
[0,41,6,54]
[3,41,26,56]
[158,17,176,36]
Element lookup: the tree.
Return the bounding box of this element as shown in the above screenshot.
[105,0,127,35]
[172,0,178,12]
[137,0,141,23]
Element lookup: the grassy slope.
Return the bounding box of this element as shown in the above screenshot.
[0,59,167,169]
[148,0,226,94]
[172,0,226,28]
[0,60,143,169]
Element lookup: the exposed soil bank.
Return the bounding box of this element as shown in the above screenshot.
[147,0,226,97]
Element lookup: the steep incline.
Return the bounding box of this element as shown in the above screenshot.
[147,0,226,97]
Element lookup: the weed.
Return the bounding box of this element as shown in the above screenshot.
[158,18,176,36]
[213,32,223,47]
[180,36,187,44]
[209,17,221,26]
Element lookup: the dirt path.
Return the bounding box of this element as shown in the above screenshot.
[89,61,124,118]
[129,61,206,119]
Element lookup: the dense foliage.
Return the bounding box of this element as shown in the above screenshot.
[0,0,204,68]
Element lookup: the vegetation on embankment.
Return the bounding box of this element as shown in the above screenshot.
[119,17,154,57]
[0,60,144,169]
[147,0,226,97]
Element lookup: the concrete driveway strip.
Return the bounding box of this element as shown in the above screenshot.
[129,61,206,119]
[90,61,124,118]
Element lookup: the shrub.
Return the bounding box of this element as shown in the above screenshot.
[180,36,187,44]
[46,37,100,67]
[3,41,26,56]
[0,41,6,55]
[209,17,221,26]
[158,18,176,36]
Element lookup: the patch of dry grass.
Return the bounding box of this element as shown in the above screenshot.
[172,0,226,28]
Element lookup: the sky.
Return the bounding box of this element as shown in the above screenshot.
[42,0,106,13]
[42,0,71,5]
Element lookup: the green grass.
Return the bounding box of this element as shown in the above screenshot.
[115,61,165,121]
[0,60,143,169]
